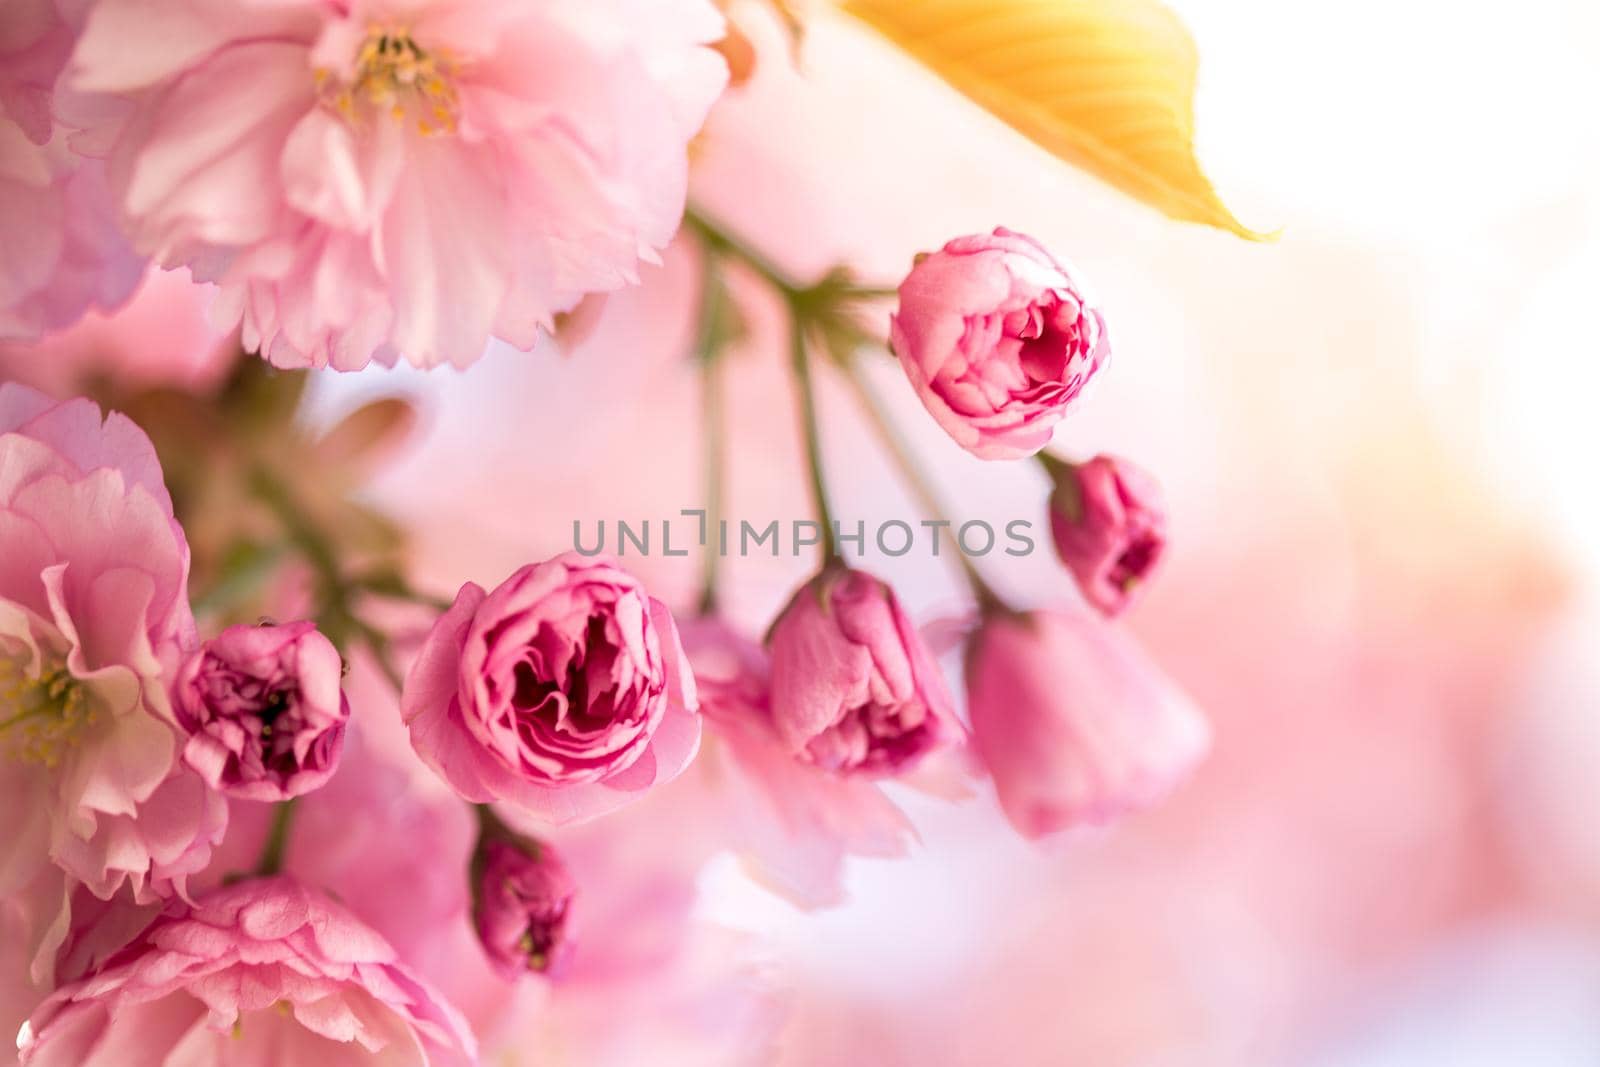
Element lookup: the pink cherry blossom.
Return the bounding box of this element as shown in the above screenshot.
[0,384,224,986]
[767,565,959,777]
[1048,453,1168,616]
[0,0,142,341]
[17,876,476,1067]
[890,228,1109,460]
[965,608,1210,837]
[174,620,349,802]
[680,617,914,908]
[65,0,729,369]
[403,552,700,825]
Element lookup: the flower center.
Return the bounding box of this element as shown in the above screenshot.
[0,649,95,768]
[804,697,933,775]
[319,26,458,136]
[515,897,569,973]
[518,928,550,971]
[257,688,292,738]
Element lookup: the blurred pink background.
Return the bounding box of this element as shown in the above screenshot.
[283,1,1600,1063]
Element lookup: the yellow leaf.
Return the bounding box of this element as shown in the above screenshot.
[840,0,1266,239]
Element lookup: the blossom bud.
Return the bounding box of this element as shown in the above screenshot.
[965,609,1210,837]
[767,565,957,776]
[890,228,1109,460]
[173,621,348,801]
[1047,454,1167,616]
[402,552,699,825]
[473,838,576,979]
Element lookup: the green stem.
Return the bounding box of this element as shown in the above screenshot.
[189,543,288,621]
[1034,451,1084,522]
[789,313,839,561]
[249,466,341,589]
[842,356,1011,613]
[686,204,904,570]
[694,251,730,615]
[684,206,900,305]
[249,463,358,642]
[683,207,801,296]
[1034,450,1079,482]
[475,802,509,839]
[470,809,515,844]
[474,803,540,855]
[249,463,407,691]
[254,800,297,877]
[354,570,455,613]
[841,285,900,301]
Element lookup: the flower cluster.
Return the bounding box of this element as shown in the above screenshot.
[1,1,1220,1062]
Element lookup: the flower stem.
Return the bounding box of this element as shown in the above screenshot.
[474,803,540,856]
[684,204,894,568]
[189,542,288,621]
[353,569,455,613]
[254,800,297,877]
[682,207,801,296]
[683,208,898,306]
[789,314,840,561]
[841,285,900,301]
[1034,450,1083,522]
[1034,450,1079,482]
[694,250,730,615]
[249,464,360,646]
[248,464,408,691]
[842,357,1011,613]
[475,802,510,840]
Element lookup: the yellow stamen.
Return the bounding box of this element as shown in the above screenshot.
[0,654,96,769]
[321,25,459,135]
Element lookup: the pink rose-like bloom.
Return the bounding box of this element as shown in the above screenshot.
[174,620,349,802]
[1048,454,1168,616]
[767,566,959,777]
[65,0,729,370]
[474,838,576,981]
[965,609,1210,838]
[680,617,913,908]
[890,228,1109,460]
[0,0,142,341]
[404,552,699,825]
[18,877,476,1067]
[0,384,224,984]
